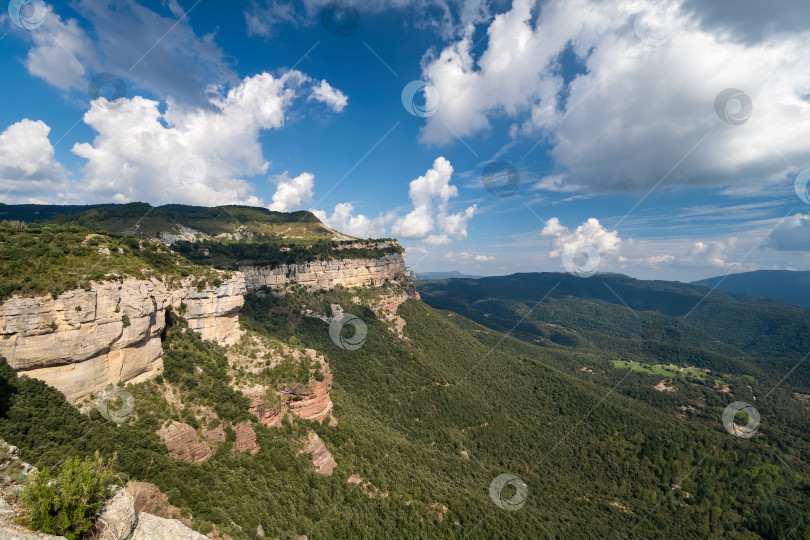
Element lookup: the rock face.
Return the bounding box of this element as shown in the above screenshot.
[298,432,336,475]
[289,370,335,425]
[240,253,406,292]
[156,422,213,464]
[97,486,207,540]
[0,275,244,402]
[0,279,168,403]
[170,276,245,346]
[237,347,337,429]
[232,422,259,456]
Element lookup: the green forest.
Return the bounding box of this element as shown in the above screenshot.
[2,281,808,538]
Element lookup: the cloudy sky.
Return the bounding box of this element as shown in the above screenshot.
[2,0,810,281]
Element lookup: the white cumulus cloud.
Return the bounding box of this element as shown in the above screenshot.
[0,119,70,203]
[312,203,395,238]
[767,214,810,252]
[23,7,96,91]
[541,217,625,266]
[684,239,737,268]
[309,80,348,113]
[419,0,810,192]
[268,171,314,211]
[70,71,330,205]
[444,251,495,262]
[391,157,477,244]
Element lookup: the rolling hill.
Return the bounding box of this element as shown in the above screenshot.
[693,270,810,308]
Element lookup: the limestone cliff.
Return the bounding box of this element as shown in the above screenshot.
[0,274,245,402]
[240,252,406,291]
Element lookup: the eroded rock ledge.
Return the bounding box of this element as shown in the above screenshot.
[0,274,245,402]
[240,252,406,291]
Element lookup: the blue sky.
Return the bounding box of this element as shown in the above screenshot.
[2,0,810,281]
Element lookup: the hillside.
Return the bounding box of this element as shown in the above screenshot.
[693,270,810,308]
[0,219,808,538]
[416,272,810,392]
[10,202,339,243]
[3,283,808,538]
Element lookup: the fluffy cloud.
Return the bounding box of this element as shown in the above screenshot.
[531,174,581,193]
[309,80,348,113]
[767,214,810,251]
[0,120,70,203]
[391,157,477,244]
[684,239,737,268]
[541,217,624,260]
[268,171,314,211]
[312,203,395,239]
[70,71,336,205]
[420,0,810,192]
[24,7,96,91]
[540,217,626,274]
[22,0,236,106]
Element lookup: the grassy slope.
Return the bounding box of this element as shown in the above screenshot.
[38,203,337,241]
[0,222,224,298]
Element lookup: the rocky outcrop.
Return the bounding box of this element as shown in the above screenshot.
[289,374,335,425]
[298,432,336,475]
[241,387,285,428]
[157,422,213,464]
[347,474,388,499]
[232,422,259,456]
[235,344,337,428]
[369,292,411,339]
[170,276,245,346]
[128,481,184,522]
[98,486,207,540]
[0,279,169,403]
[240,253,406,292]
[2,441,205,540]
[0,275,244,402]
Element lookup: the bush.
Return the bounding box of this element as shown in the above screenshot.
[21,453,114,540]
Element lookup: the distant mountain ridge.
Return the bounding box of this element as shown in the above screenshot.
[415,271,483,279]
[692,269,810,307]
[417,271,810,391]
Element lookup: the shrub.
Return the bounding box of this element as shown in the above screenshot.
[21,453,114,540]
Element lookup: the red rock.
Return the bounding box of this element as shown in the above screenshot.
[298,432,336,475]
[156,422,212,463]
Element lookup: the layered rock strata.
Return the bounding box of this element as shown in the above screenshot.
[240,253,405,291]
[0,275,244,402]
